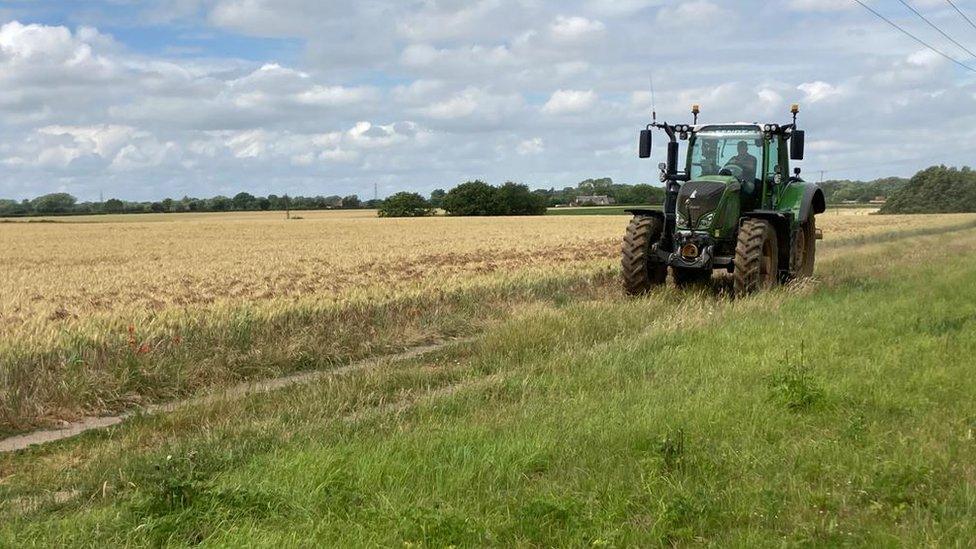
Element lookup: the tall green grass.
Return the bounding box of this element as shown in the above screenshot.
[3,230,976,545]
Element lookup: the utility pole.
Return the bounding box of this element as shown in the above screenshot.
[374,182,378,202]
[284,194,290,220]
[819,170,825,184]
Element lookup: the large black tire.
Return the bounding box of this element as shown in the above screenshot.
[801,215,816,278]
[622,216,668,295]
[788,216,817,281]
[733,218,779,295]
[673,267,712,287]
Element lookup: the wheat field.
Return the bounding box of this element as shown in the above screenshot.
[5,209,975,331]
[2,209,975,431]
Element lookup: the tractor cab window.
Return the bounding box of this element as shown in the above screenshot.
[689,130,763,193]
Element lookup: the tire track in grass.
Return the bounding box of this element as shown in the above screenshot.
[0,338,472,454]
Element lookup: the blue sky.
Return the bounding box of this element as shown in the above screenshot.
[1,0,975,201]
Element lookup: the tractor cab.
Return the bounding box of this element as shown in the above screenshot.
[679,124,790,228]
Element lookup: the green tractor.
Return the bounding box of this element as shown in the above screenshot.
[622,104,826,295]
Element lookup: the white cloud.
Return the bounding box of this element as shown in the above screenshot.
[550,16,605,41]
[797,81,843,102]
[788,0,853,12]
[584,0,661,17]
[542,89,597,115]
[516,137,545,155]
[418,87,525,124]
[656,1,730,26]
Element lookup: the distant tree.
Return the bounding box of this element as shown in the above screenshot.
[342,195,362,209]
[31,193,77,214]
[493,182,547,215]
[577,177,614,196]
[378,192,434,217]
[820,177,908,204]
[442,180,496,216]
[616,183,665,205]
[150,202,165,213]
[161,198,174,212]
[104,198,125,213]
[232,192,256,210]
[0,198,29,216]
[429,189,446,208]
[210,196,232,211]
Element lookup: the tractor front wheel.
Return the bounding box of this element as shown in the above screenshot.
[733,218,779,295]
[622,216,668,295]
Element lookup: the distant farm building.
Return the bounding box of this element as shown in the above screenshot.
[574,195,616,206]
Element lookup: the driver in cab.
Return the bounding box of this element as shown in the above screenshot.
[727,141,757,183]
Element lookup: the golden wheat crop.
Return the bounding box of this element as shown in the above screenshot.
[2,209,975,338]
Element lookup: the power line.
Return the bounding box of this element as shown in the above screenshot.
[897,0,976,60]
[946,0,976,33]
[851,0,976,73]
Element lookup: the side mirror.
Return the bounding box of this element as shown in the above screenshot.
[639,129,652,158]
[790,130,805,160]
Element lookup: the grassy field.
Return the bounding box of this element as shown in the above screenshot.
[3,217,976,544]
[3,209,976,436]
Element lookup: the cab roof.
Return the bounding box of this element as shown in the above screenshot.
[694,123,762,132]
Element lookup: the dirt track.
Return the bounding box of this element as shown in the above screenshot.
[0,339,468,454]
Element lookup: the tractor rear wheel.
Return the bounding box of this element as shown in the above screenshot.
[673,267,712,287]
[622,216,668,295]
[800,215,816,278]
[733,218,779,295]
[788,216,817,280]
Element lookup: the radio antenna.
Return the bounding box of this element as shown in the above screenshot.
[649,75,657,123]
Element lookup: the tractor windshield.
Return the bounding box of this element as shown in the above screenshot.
[689,129,763,183]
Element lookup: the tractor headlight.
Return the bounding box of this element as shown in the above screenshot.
[697,211,716,228]
[676,211,689,227]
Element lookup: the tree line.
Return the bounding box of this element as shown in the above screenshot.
[880,166,976,214]
[819,177,908,204]
[0,178,667,218]
[381,181,549,217]
[2,171,949,218]
[0,192,371,217]
[382,178,668,217]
